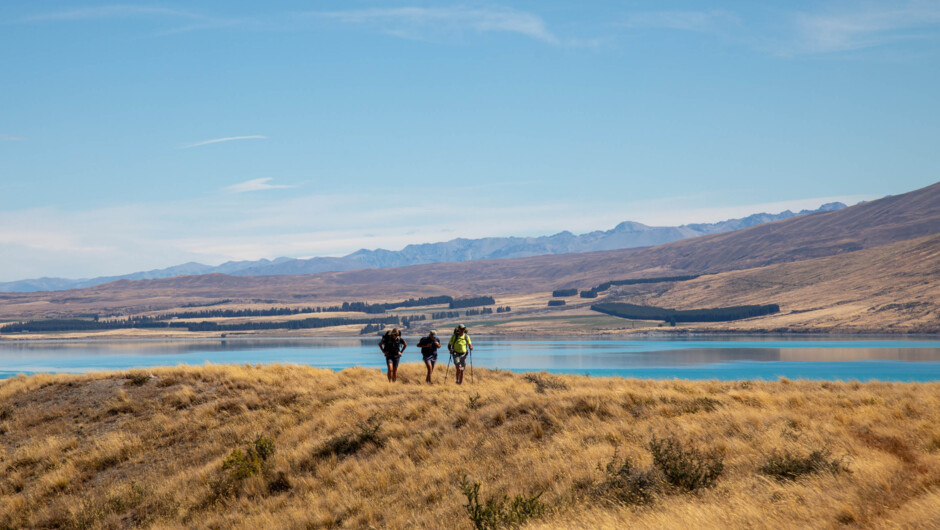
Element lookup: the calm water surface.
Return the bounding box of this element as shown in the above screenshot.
[2,336,940,381]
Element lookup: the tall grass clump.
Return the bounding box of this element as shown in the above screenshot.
[460,476,546,529]
[313,413,384,460]
[523,372,569,393]
[648,435,724,492]
[594,454,662,506]
[124,371,151,386]
[759,449,848,481]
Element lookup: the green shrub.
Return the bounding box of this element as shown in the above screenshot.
[460,476,546,529]
[595,455,662,505]
[759,449,847,481]
[124,372,150,386]
[221,435,276,480]
[648,435,724,492]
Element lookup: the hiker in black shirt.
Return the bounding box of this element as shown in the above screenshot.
[417,330,441,384]
[379,328,406,382]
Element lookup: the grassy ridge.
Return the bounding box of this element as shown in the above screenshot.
[1,366,939,528]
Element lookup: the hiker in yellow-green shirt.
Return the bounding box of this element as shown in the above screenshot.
[448,324,472,385]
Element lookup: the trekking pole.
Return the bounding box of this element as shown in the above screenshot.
[444,352,452,384]
[469,349,474,384]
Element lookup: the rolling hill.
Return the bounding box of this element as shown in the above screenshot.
[0,182,936,333]
[0,204,844,293]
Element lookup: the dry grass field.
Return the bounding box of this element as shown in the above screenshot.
[2,365,939,529]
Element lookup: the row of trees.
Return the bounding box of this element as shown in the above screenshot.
[554,275,703,300]
[181,316,402,332]
[148,295,459,320]
[449,296,495,309]
[0,315,406,334]
[590,302,780,323]
[464,307,494,317]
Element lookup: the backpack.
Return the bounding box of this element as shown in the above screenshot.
[381,334,401,355]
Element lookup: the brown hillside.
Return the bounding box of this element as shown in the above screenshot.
[615,234,940,333]
[2,366,939,529]
[0,182,937,320]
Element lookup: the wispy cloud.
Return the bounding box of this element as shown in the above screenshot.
[182,135,266,149]
[0,134,26,141]
[618,3,940,55]
[18,5,204,23]
[792,2,940,54]
[620,10,740,34]
[224,178,293,194]
[15,4,250,35]
[16,4,566,44]
[307,6,559,44]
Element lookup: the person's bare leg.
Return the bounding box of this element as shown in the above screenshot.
[386,360,393,382]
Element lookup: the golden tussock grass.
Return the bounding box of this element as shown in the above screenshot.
[1,365,939,529]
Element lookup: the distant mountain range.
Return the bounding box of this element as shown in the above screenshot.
[0,203,846,293]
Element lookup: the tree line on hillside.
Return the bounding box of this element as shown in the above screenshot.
[590,302,780,323]
[181,299,232,308]
[183,316,404,332]
[143,295,458,320]
[448,296,496,309]
[0,316,405,334]
[554,275,702,299]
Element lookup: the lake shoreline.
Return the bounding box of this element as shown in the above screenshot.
[2,329,939,343]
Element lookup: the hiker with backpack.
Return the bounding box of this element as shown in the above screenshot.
[379,328,407,382]
[447,324,472,385]
[416,330,441,384]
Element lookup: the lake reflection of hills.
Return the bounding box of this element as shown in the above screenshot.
[0,338,377,357]
[2,338,939,381]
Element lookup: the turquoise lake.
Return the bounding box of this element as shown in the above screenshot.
[2,336,940,381]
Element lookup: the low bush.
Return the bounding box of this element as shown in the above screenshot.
[595,455,662,505]
[222,435,276,480]
[648,435,724,492]
[460,476,546,529]
[467,394,483,410]
[759,449,847,481]
[523,372,569,393]
[124,372,150,386]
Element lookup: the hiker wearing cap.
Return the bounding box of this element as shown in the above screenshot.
[416,330,442,384]
[448,324,473,385]
[379,328,407,382]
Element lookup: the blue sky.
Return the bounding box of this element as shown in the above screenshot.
[1,1,938,281]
